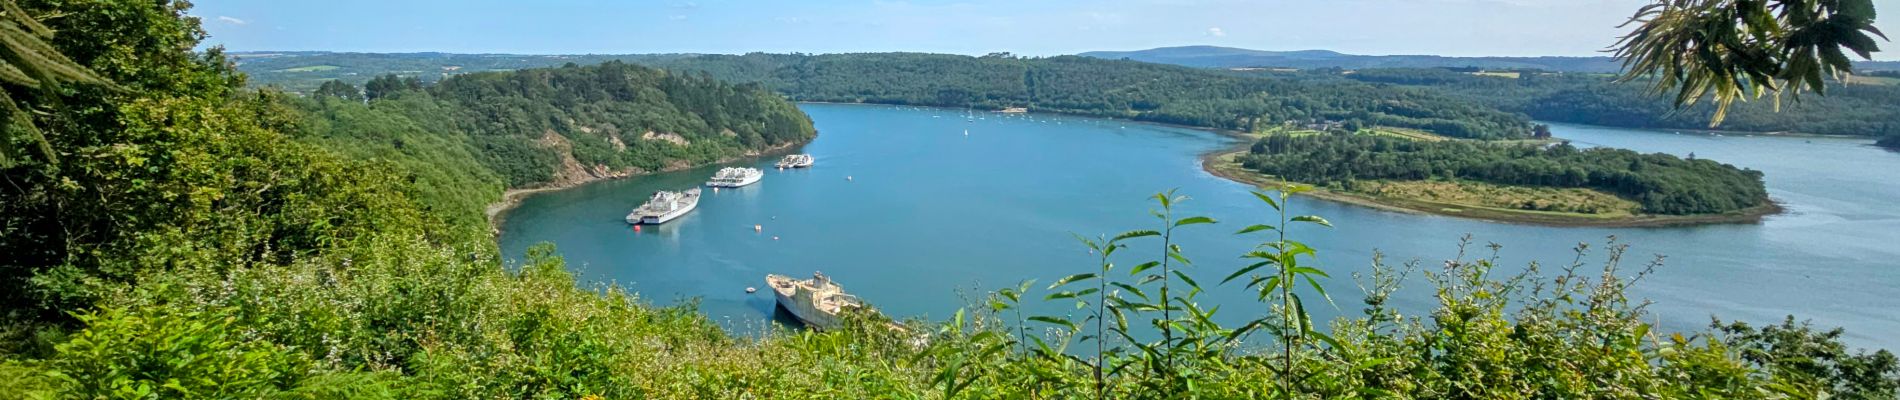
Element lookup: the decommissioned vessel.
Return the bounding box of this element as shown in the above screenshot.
[625,188,701,224]
[706,167,763,188]
[775,154,814,169]
[764,272,863,331]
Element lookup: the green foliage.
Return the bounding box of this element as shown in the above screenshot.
[313,79,361,102]
[46,305,317,398]
[1,1,1895,399]
[1879,134,1900,149]
[1718,316,1900,398]
[422,61,815,186]
[1613,0,1886,126]
[0,0,123,168]
[362,74,421,101]
[1298,67,1900,137]
[643,53,1536,139]
[1240,133,1771,215]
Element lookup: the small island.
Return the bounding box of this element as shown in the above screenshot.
[1204,129,1781,227]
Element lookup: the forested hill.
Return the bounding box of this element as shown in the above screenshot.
[1080,46,1626,72]
[1078,45,1900,73]
[638,53,1534,139]
[238,51,1537,140]
[287,61,816,227]
[1321,68,1900,137]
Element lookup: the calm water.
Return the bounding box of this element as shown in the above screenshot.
[500,104,1900,349]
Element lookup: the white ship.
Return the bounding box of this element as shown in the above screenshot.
[765,272,864,331]
[775,154,814,169]
[705,167,763,188]
[625,188,701,224]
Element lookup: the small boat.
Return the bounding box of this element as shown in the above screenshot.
[765,272,865,331]
[775,154,814,169]
[706,167,764,188]
[626,188,701,225]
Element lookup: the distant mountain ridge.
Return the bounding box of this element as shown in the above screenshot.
[1079,45,1900,73]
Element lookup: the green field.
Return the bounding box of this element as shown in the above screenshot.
[274,65,340,72]
[1849,75,1900,86]
[1362,126,1449,141]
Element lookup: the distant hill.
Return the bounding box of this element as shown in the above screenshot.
[1079,45,1900,73]
[232,51,695,91]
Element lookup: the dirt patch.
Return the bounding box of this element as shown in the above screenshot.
[641,131,690,146]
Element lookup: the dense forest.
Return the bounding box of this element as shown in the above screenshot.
[3,1,1896,398]
[1240,134,1771,215]
[237,52,689,92]
[298,62,815,189]
[640,53,1539,139]
[1321,68,1900,137]
[239,52,1900,138]
[240,52,1539,140]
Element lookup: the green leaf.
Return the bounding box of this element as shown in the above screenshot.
[1222,260,1274,284]
[1128,261,1161,276]
[1110,282,1149,301]
[1048,273,1098,289]
[1234,224,1277,234]
[1291,215,1332,227]
[1171,270,1200,290]
[1028,316,1077,331]
[1113,230,1160,242]
[1302,274,1334,306]
[1173,216,1216,227]
[1250,191,1281,210]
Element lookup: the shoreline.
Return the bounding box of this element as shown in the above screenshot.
[484,140,808,230]
[1198,146,1783,228]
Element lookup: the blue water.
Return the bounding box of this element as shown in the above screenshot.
[500,104,1900,350]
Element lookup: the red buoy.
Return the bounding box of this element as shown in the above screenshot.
[633,225,642,232]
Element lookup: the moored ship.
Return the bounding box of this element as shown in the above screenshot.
[775,154,814,169]
[706,167,763,188]
[625,188,701,224]
[765,272,863,331]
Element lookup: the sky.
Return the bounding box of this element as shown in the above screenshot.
[193,0,1900,60]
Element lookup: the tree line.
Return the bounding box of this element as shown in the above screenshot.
[1329,68,1900,137]
[299,61,816,189]
[1239,133,1771,215]
[631,52,1538,139]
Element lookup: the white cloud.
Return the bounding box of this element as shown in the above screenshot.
[217,16,248,25]
[1206,27,1225,37]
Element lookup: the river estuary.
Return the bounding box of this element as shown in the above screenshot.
[500,103,1900,349]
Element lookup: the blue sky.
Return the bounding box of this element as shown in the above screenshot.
[193,0,1900,59]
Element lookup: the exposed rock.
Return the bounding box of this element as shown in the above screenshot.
[641,131,691,146]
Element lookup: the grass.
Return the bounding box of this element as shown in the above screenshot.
[1201,148,1778,227]
[1848,75,1900,86]
[1470,71,1522,79]
[275,65,340,72]
[1352,180,1640,217]
[1360,127,1449,142]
